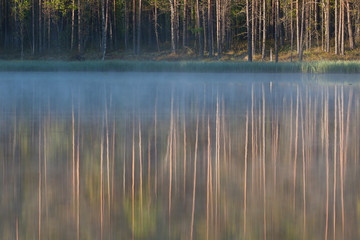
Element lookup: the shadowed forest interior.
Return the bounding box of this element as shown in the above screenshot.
[1,0,360,60]
[1,73,360,240]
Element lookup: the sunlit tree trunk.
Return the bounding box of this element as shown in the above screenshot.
[261,0,266,60]
[137,0,142,54]
[246,0,252,61]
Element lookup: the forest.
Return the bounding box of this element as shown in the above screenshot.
[0,0,359,61]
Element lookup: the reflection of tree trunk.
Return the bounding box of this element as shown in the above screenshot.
[39,118,42,240]
[139,120,143,228]
[339,87,344,238]
[206,116,210,240]
[190,114,199,240]
[169,96,174,234]
[333,87,337,240]
[183,114,187,199]
[244,110,249,238]
[300,94,306,237]
[293,87,299,214]
[131,117,135,240]
[325,90,329,240]
[100,124,104,240]
[262,85,266,240]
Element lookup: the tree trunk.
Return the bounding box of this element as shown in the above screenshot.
[32,0,35,54]
[155,0,160,51]
[196,0,203,56]
[216,0,221,57]
[133,0,136,53]
[291,0,293,61]
[78,0,81,54]
[335,0,338,54]
[275,0,278,62]
[346,0,354,49]
[296,0,299,54]
[183,0,187,48]
[102,0,106,60]
[252,0,256,57]
[208,0,212,56]
[125,0,128,49]
[39,0,42,55]
[170,0,176,53]
[246,0,252,61]
[261,0,266,60]
[299,0,305,61]
[137,0,142,55]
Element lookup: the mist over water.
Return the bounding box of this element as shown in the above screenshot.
[1,72,360,240]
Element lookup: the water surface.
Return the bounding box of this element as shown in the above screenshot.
[1,72,360,240]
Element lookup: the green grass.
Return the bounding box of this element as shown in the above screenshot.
[1,60,360,73]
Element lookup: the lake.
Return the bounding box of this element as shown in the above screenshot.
[1,72,359,240]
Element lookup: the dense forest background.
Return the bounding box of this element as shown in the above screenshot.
[0,0,359,61]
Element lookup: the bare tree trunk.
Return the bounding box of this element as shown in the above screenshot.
[78,0,81,53]
[32,0,35,54]
[170,0,176,53]
[137,0,142,55]
[216,0,221,57]
[291,0,293,61]
[39,0,42,55]
[208,0,212,56]
[275,0,278,62]
[335,0,338,54]
[252,0,256,57]
[133,0,136,53]
[341,0,345,55]
[196,0,203,56]
[102,0,106,60]
[296,0,299,53]
[346,0,354,49]
[155,0,160,51]
[246,0,252,61]
[299,0,305,61]
[261,0,266,60]
[124,0,128,49]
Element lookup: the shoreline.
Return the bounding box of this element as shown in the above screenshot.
[1,60,360,73]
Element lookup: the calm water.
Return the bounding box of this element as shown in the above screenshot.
[1,72,360,240]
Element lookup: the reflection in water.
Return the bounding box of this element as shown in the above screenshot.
[1,73,360,240]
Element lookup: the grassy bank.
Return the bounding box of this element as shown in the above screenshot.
[1,60,360,73]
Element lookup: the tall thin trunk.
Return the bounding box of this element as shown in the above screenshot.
[137,0,142,54]
[246,0,252,61]
[275,0,278,62]
[346,0,354,49]
[155,0,160,51]
[196,0,203,56]
[32,0,35,54]
[183,0,187,47]
[216,0,221,57]
[133,0,136,53]
[124,0,128,49]
[208,0,212,56]
[78,0,81,53]
[170,0,176,53]
[39,0,42,55]
[262,0,266,60]
[252,0,256,57]
[102,0,106,60]
[335,0,338,54]
[296,0,299,53]
[291,0,293,61]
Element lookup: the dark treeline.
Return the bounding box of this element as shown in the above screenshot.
[0,0,359,60]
